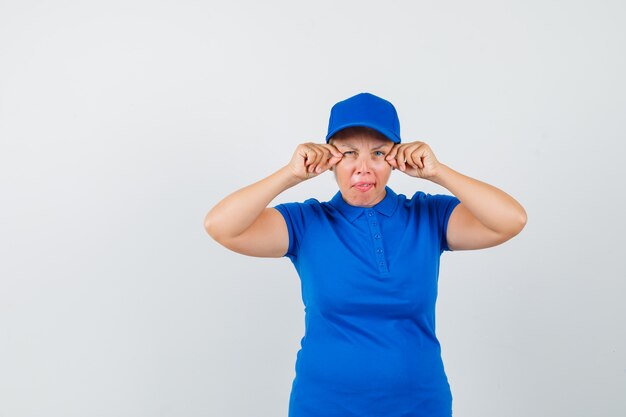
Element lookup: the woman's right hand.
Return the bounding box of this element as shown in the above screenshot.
[287,142,343,181]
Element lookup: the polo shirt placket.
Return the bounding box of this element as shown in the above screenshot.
[365,209,389,275]
[326,188,399,279]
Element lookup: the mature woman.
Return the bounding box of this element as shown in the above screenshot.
[204,92,527,417]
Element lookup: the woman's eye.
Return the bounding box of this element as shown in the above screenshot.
[343,151,355,156]
[374,151,385,157]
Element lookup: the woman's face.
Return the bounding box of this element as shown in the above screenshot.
[330,133,394,207]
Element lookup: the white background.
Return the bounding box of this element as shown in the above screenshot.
[1,1,625,416]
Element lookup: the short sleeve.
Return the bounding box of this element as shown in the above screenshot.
[429,194,461,253]
[273,199,318,262]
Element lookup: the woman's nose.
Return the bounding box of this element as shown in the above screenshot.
[355,156,372,174]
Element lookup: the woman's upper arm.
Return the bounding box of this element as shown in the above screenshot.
[217,207,289,258]
[446,203,509,251]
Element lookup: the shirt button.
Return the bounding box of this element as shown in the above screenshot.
[374,234,380,239]
[368,211,374,217]
[379,261,385,266]
[376,248,383,254]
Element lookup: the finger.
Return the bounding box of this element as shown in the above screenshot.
[409,144,426,169]
[385,144,400,162]
[315,147,333,173]
[302,144,317,172]
[386,154,399,169]
[386,144,404,170]
[414,142,429,168]
[402,145,420,169]
[302,145,317,170]
[310,147,325,173]
[322,144,343,170]
[406,144,424,168]
[328,154,343,166]
[323,143,344,159]
[407,151,420,170]
[418,144,430,169]
[395,145,409,171]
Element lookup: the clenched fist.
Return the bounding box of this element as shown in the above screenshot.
[287,142,343,181]
[385,141,442,180]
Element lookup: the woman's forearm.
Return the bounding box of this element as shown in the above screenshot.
[431,164,527,235]
[204,165,302,240]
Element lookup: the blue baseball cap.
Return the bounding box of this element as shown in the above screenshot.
[325,92,401,144]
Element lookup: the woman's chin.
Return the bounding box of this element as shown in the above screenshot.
[344,187,385,207]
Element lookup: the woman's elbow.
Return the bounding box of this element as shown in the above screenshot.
[510,208,528,237]
[204,211,221,241]
[519,206,528,229]
[204,210,241,247]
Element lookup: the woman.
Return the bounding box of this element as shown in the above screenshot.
[204,92,527,417]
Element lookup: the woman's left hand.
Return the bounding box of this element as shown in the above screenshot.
[385,141,442,180]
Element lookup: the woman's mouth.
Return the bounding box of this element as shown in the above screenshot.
[354,182,374,192]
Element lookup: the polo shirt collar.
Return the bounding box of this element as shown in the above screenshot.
[329,186,399,222]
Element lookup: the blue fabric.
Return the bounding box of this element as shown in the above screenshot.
[273,186,461,417]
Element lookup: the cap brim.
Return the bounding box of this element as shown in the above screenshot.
[326,122,401,144]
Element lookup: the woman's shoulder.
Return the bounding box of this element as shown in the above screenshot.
[273,197,327,220]
[275,197,323,210]
[399,190,459,214]
[404,190,456,202]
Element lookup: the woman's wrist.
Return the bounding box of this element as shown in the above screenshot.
[428,163,453,187]
[276,165,306,189]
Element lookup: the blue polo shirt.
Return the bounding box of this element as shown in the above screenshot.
[274,186,461,417]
